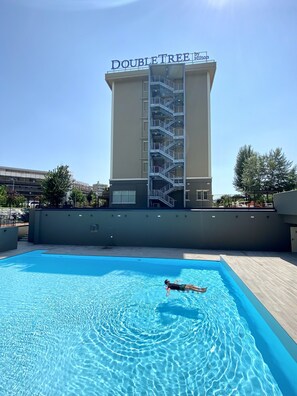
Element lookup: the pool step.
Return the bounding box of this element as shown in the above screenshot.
[18,233,28,242]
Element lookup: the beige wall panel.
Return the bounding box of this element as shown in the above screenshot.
[185,72,210,178]
[112,79,143,179]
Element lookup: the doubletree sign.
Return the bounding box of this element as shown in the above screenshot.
[111,52,209,71]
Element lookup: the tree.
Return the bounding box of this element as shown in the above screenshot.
[101,187,110,207]
[13,193,26,207]
[34,195,46,207]
[70,188,85,207]
[233,145,255,191]
[0,185,7,206]
[86,190,95,206]
[262,148,297,192]
[219,194,232,207]
[234,146,297,197]
[42,165,72,208]
[6,191,17,208]
[241,154,265,197]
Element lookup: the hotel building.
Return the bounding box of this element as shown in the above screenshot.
[105,53,216,208]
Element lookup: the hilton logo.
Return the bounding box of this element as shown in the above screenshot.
[111,52,209,71]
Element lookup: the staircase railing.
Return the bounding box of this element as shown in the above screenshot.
[149,189,175,208]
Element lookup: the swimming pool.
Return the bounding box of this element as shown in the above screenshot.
[0,251,296,395]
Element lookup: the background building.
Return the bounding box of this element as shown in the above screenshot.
[0,166,46,204]
[92,181,108,197]
[106,55,216,208]
[0,166,92,205]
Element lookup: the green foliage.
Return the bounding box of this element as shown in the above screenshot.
[42,165,72,208]
[0,186,26,207]
[241,154,264,196]
[13,193,26,207]
[233,145,255,191]
[86,190,94,206]
[70,188,85,207]
[215,194,245,208]
[220,194,233,207]
[87,190,100,207]
[34,195,46,206]
[0,185,8,206]
[234,146,297,195]
[262,148,297,192]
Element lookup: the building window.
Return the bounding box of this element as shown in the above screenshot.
[142,161,148,176]
[143,100,148,116]
[112,191,136,204]
[143,81,148,94]
[143,121,148,137]
[185,190,190,201]
[143,140,148,153]
[196,190,208,201]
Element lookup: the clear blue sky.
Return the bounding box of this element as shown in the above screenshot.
[0,0,296,196]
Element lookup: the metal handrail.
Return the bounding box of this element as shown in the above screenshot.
[149,189,175,207]
[150,120,175,137]
[151,98,184,115]
[150,76,175,89]
[150,76,184,92]
[151,144,184,162]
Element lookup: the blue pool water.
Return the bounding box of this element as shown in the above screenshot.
[0,251,296,396]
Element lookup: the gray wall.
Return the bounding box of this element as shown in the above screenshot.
[29,208,290,251]
[274,190,297,224]
[0,226,18,252]
[109,180,148,209]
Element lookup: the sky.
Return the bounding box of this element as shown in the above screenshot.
[0,0,296,196]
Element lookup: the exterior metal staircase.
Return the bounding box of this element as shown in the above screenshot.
[150,120,175,138]
[150,165,183,186]
[149,189,175,208]
[148,66,185,208]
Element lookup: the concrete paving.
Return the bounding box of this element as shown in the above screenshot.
[1,241,297,344]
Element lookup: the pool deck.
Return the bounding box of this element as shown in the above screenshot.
[1,242,297,344]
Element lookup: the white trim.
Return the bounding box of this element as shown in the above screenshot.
[143,80,148,93]
[183,63,186,208]
[142,100,148,116]
[143,140,148,152]
[110,178,147,181]
[196,189,209,201]
[207,71,212,175]
[142,160,148,175]
[110,81,115,179]
[187,177,212,180]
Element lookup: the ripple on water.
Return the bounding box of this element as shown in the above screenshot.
[0,259,284,396]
